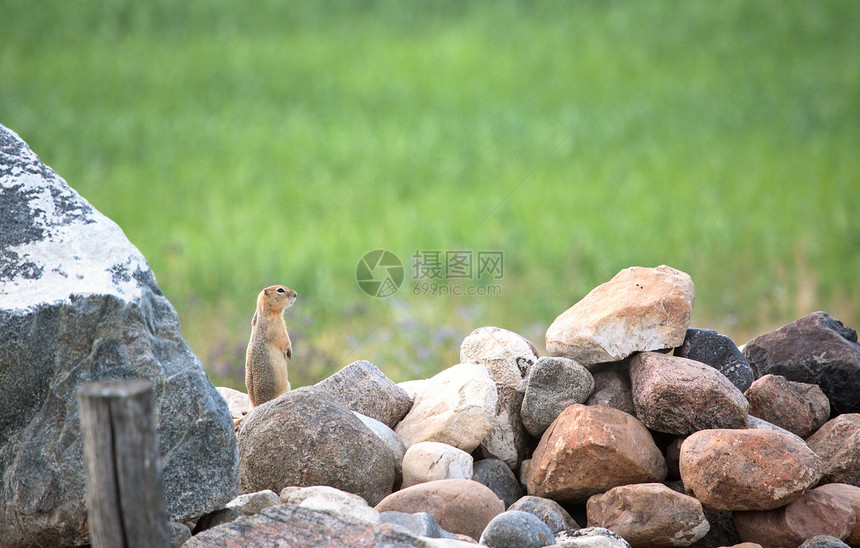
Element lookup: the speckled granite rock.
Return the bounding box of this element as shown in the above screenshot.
[0,124,238,547]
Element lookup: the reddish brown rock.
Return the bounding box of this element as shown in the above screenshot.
[807,414,860,486]
[374,479,504,540]
[733,487,856,548]
[527,404,667,502]
[629,352,749,435]
[814,483,860,547]
[586,483,709,547]
[745,374,831,438]
[546,265,694,366]
[679,429,822,511]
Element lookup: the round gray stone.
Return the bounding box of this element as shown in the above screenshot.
[480,510,555,548]
[508,495,579,534]
[472,459,523,509]
[521,357,594,437]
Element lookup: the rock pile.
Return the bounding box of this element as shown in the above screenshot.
[3,125,860,547]
[203,264,860,548]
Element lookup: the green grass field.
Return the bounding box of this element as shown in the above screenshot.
[2,1,859,389]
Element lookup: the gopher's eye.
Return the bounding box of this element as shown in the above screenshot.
[277,288,285,293]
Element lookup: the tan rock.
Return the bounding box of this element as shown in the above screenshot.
[546,265,694,365]
[680,428,822,511]
[479,385,529,469]
[527,404,666,502]
[630,352,749,434]
[225,490,280,515]
[745,374,831,438]
[217,386,251,428]
[279,485,379,523]
[814,483,860,547]
[460,326,539,389]
[733,486,856,548]
[586,483,709,547]
[806,414,860,486]
[401,442,473,488]
[374,479,504,541]
[394,363,498,452]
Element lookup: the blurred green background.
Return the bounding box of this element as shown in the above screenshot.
[2,0,858,389]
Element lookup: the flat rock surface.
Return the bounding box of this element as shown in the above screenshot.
[546,265,694,365]
[0,124,239,546]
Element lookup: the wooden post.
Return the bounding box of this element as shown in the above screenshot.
[78,380,170,548]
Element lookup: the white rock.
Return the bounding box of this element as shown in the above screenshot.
[353,411,407,481]
[401,442,474,488]
[226,490,281,515]
[397,379,428,400]
[546,265,695,366]
[217,387,251,420]
[395,363,498,452]
[279,485,380,523]
[460,326,539,390]
[556,526,633,548]
[479,386,529,469]
[423,539,480,547]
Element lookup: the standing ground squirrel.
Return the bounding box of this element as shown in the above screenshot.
[245,284,297,407]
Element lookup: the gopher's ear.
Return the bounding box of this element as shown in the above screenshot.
[286,348,292,360]
[251,311,258,326]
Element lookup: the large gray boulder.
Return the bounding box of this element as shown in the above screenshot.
[0,124,239,546]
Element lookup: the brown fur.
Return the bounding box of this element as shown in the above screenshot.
[245,285,296,407]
